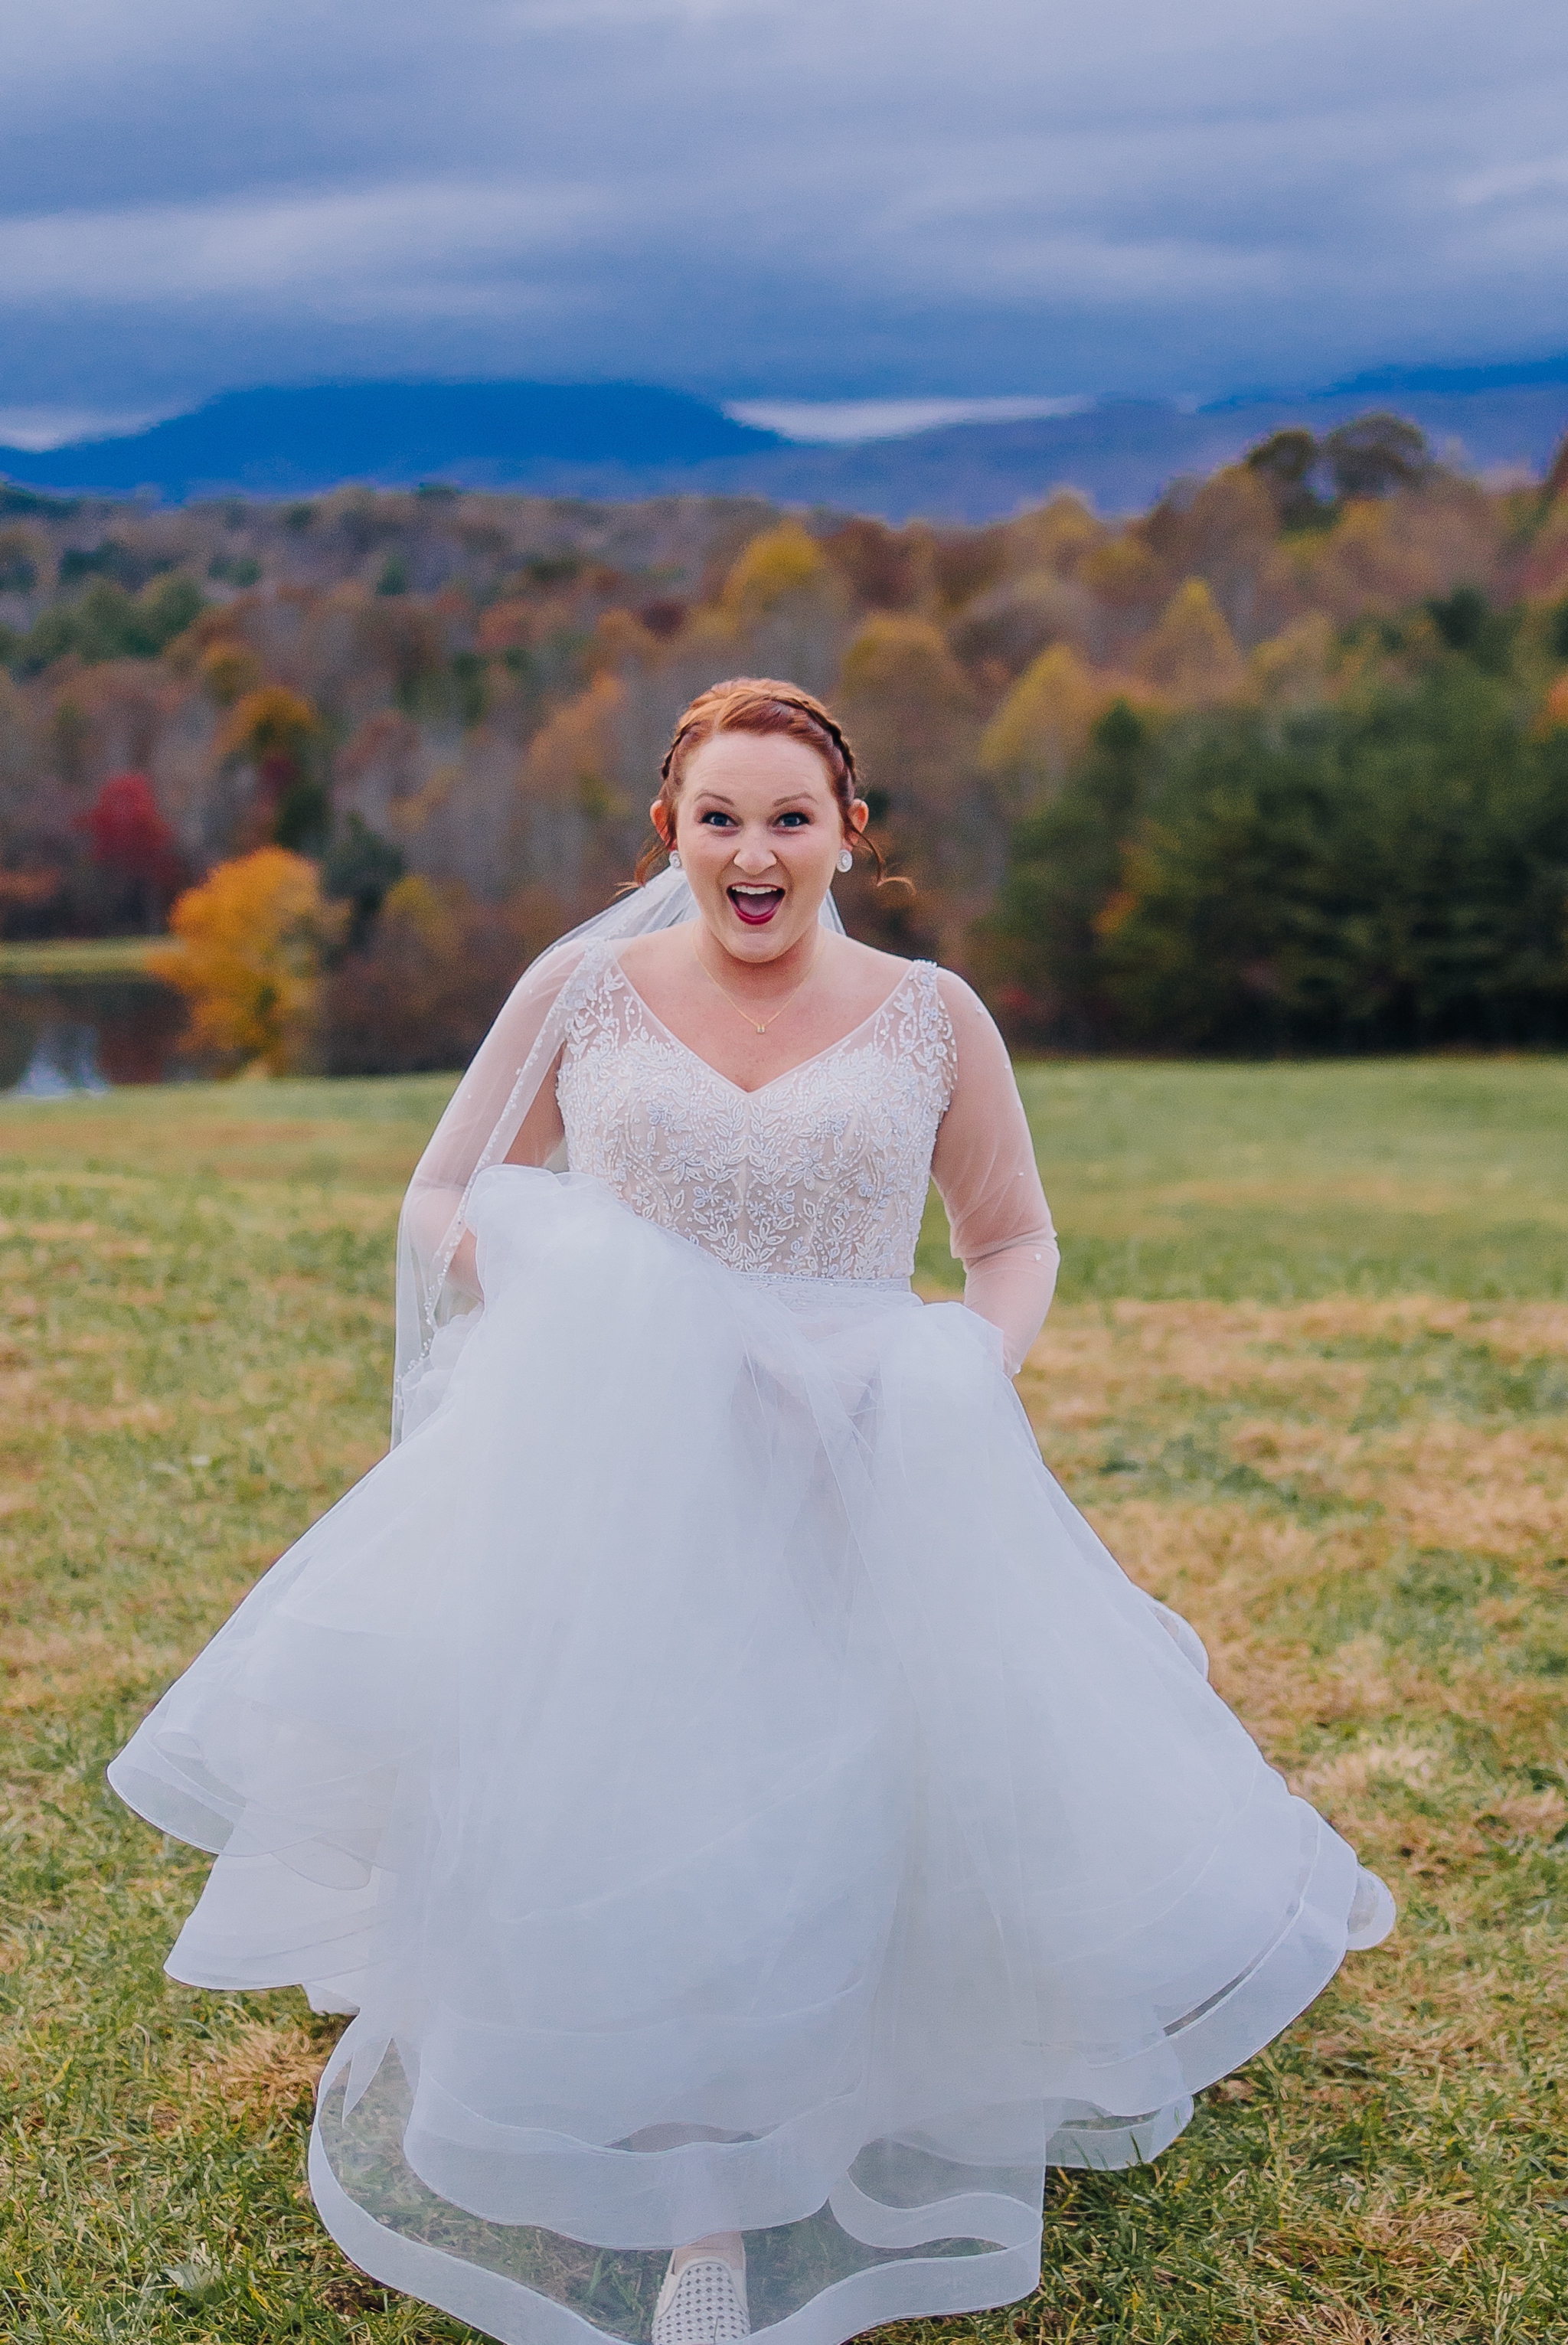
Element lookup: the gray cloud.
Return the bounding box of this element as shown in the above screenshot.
[2,0,1566,421]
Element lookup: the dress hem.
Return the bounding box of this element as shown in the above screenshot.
[309,2122,1043,2345]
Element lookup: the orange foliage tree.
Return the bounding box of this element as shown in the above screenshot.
[151,847,344,1073]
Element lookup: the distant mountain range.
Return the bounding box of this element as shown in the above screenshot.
[4,363,1567,523]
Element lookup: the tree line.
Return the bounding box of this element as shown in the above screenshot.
[987,608,1568,1051]
[2,411,1566,1066]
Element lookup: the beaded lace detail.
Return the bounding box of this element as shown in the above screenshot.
[557,947,956,1281]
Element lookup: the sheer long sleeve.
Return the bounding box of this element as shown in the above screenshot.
[930,973,1058,1374]
[393,940,588,1434]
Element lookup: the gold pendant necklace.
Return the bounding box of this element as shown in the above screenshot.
[691,929,823,1034]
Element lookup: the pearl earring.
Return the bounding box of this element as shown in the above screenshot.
[668,851,681,869]
[837,848,854,872]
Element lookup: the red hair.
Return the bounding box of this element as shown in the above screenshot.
[635,678,889,885]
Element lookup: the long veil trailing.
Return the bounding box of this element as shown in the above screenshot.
[392,869,845,1437]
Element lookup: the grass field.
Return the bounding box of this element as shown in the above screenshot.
[0,937,179,979]
[2,1059,1566,2343]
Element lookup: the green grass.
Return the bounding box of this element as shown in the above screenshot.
[2,1060,1566,2343]
[0,936,182,978]
[920,1056,1568,1302]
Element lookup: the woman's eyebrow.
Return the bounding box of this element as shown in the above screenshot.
[688,792,818,814]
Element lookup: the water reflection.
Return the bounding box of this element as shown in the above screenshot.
[1,977,186,1094]
[11,1024,111,1097]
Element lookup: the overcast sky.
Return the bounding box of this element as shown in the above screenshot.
[4,0,1567,440]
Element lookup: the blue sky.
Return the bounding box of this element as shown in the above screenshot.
[4,0,1567,446]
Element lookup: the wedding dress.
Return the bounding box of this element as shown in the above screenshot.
[109,872,1392,2345]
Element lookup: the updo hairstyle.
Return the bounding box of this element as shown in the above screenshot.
[635,678,889,886]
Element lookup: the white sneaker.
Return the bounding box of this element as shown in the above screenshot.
[652,2252,750,2344]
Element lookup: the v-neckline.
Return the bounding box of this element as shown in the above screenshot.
[609,948,919,1099]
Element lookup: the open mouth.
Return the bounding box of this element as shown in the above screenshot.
[727,883,786,926]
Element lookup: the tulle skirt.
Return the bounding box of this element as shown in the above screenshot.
[109,1168,1392,2345]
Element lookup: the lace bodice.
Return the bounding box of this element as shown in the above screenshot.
[557,949,956,1281]
[397,916,1060,1423]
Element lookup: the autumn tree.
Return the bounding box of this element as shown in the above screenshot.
[951,570,1096,682]
[820,518,926,611]
[718,522,848,696]
[1139,466,1292,645]
[214,684,325,852]
[1136,580,1246,703]
[1003,494,1106,579]
[1246,614,1335,709]
[75,771,184,930]
[321,875,531,1076]
[152,847,344,1073]
[836,615,976,952]
[978,644,1125,809]
[513,673,641,916]
[198,637,264,707]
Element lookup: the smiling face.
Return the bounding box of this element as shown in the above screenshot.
[653,729,866,966]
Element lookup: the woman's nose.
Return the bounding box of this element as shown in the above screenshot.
[733,837,779,873]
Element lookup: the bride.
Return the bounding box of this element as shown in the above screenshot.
[110,678,1393,2345]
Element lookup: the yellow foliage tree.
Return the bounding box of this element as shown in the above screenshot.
[1135,578,1246,704]
[838,611,969,708]
[376,873,464,956]
[720,521,830,619]
[150,848,343,1073]
[979,643,1122,805]
[509,674,638,909]
[1293,482,1503,625]
[714,521,848,697]
[214,684,318,767]
[836,616,975,934]
[1079,534,1168,612]
[198,639,264,707]
[1003,494,1107,578]
[1246,612,1335,709]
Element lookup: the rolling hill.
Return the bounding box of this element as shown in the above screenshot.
[3,364,1566,521]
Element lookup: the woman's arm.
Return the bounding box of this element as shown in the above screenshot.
[429,1050,567,1299]
[401,946,578,1302]
[930,972,1059,1374]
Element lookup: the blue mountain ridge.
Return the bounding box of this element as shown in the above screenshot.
[4,365,1567,523]
[0,380,784,500]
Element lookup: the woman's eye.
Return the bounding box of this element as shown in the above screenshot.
[776,811,809,828]
[698,810,735,827]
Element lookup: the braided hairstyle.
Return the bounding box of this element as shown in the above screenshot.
[635,678,890,886]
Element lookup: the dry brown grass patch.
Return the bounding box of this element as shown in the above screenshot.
[1298,1739,1443,1804]
[201,2020,329,2122]
[2,1625,186,1714]
[1259,2310,1413,2345]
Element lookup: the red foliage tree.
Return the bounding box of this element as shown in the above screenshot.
[75,771,185,928]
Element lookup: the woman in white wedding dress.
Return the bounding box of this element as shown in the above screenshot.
[110,678,1393,2345]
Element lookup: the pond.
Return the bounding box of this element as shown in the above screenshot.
[1,974,188,1093]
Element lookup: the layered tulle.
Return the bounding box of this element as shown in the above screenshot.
[110,1170,1391,2345]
